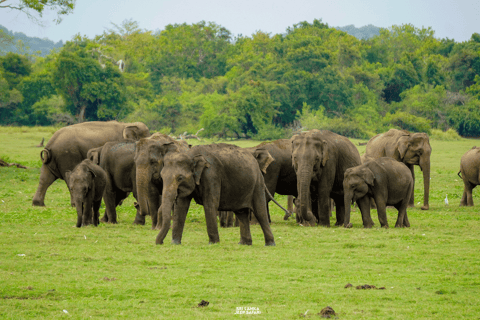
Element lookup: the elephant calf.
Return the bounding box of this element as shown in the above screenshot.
[343,157,413,228]
[65,159,107,228]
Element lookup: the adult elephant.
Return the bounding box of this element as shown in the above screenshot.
[458,146,480,206]
[246,139,297,221]
[134,133,190,229]
[155,144,275,246]
[32,121,150,207]
[364,129,431,210]
[291,129,369,227]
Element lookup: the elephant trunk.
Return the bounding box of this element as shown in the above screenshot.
[297,166,316,226]
[343,190,353,228]
[136,165,151,217]
[155,188,177,245]
[74,199,84,228]
[420,154,430,210]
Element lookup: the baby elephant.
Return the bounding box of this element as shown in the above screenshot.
[343,157,413,228]
[459,146,480,206]
[65,159,107,227]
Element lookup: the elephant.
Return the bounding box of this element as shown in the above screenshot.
[246,139,297,221]
[364,129,431,210]
[343,157,413,228]
[458,146,480,206]
[64,159,107,228]
[134,133,190,229]
[32,121,150,207]
[88,139,145,225]
[218,211,237,227]
[291,129,370,227]
[155,143,276,246]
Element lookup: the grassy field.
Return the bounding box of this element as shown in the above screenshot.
[1,126,479,319]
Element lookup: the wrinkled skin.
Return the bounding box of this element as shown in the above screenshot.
[364,129,431,210]
[65,159,107,227]
[291,130,365,227]
[459,146,480,206]
[33,121,150,207]
[134,133,190,230]
[91,140,143,225]
[156,144,275,246]
[246,139,297,222]
[343,157,413,228]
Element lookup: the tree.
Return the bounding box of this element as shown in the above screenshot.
[0,0,76,24]
[52,38,127,122]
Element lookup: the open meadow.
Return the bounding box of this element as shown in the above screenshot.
[1,127,480,319]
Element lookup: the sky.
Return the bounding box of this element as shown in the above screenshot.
[0,0,479,43]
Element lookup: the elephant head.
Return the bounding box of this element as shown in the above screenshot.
[397,132,431,210]
[343,166,373,227]
[291,133,329,226]
[156,152,208,244]
[123,122,150,140]
[134,134,189,226]
[65,166,96,227]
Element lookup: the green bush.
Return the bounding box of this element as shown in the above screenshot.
[430,128,463,141]
[382,111,432,133]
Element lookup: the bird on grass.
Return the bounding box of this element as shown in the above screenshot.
[445,194,449,206]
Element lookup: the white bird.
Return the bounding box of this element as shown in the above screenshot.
[445,194,449,205]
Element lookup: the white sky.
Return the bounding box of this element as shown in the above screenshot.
[0,0,479,43]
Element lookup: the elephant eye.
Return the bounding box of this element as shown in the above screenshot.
[177,175,184,182]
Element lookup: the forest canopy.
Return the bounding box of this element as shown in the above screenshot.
[1,19,480,139]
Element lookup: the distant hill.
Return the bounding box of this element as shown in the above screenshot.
[336,24,381,40]
[0,24,63,57]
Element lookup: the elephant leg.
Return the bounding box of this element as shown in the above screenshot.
[394,200,409,228]
[317,191,331,227]
[356,196,374,228]
[332,196,344,226]
[203,202,221,245]
[93,199,102,226]
[170,197,191,245]
[102,178,117,224]
[235,208,252,245]
[32,165,58,206]
[252,188,275,246]
[374,196,389,228]
[464,181,475,206]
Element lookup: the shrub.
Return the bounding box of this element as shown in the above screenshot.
[430,128,463,140]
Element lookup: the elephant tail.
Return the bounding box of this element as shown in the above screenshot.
[264,187,292,219]
[40,148,52,164]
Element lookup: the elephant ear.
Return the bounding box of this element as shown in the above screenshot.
[397,136,410,160]
[320,140,329,167]
[193,155,210,185]
[87,149,100,165]
[253,148,275,174]
[362,167,375,187]
[123,125,140,140]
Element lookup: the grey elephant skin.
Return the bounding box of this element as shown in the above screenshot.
[32,121,150,207]
[343,157,413,228]
[90,139,144,225]
[291,129,367,227]
[134,133,190,229]
[459,146,480,206]
[155,143,275,246]
[364,129,431,210]
[247,139,297,221]
[65,159,107,228]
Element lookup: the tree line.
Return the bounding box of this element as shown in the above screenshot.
[1,19,480,139]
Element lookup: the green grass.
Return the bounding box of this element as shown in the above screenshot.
[1,127,480,319]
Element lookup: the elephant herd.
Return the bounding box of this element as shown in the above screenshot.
[33,121,440,246]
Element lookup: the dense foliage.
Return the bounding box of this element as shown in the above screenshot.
[1,19,480,138]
